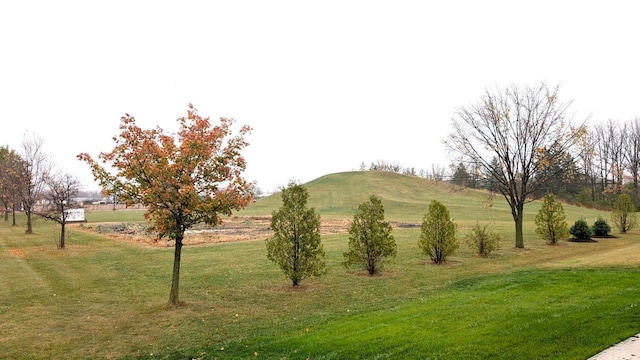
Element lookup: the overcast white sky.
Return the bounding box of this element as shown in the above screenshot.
[1,1,639,192]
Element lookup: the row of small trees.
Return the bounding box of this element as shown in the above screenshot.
[264,182,496,286]
[535,193,636,244]
[265,183,639,286]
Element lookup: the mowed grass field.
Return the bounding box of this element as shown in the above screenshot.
[1,171,640,359]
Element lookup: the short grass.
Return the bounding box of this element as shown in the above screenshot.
[82,209,146,223]
[1,172,638,359]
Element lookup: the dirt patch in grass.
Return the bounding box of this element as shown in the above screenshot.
[6,248,27,259]
[72,216,357,247]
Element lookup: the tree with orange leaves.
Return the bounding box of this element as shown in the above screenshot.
[78,104,253,306]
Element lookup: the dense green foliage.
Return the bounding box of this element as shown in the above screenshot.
[343,195,396,275]
[535,194,569,244]
[612,194,637,233]
[418,200,458,264]
[570,218,593,241]
[592,217,611,237]
[265,182,326,286]
[466,222,500,257]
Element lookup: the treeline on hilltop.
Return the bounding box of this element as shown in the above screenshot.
[362,118,640,211]
[359,160,448,181]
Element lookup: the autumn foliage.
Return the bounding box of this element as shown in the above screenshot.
[78,104,253,305]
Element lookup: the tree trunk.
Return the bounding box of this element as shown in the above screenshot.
[514,206,525,249]
[59,223,66,249]
[3,205,8,221]
[168,233,184,306]
[11,204,16,226]
[292,231,299,286]
[26,210,33,234]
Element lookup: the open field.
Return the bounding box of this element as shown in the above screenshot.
[1,172,639,359]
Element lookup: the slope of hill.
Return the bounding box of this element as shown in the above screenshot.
[242,171,610,231]
[244,171,511,223]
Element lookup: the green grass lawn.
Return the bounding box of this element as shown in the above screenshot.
[1,172,639,359]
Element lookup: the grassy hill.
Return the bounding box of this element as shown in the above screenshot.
[246,171,493,221]
[244,171,609,242]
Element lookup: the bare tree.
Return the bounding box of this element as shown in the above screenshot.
[18,134,52,234]
[593,120,627,198]
[446,82,586,248]
[37,172,82,248]
[606,120,626,190]
[430,163,446,181]
[625,117,640,201]
[576,128,598,203]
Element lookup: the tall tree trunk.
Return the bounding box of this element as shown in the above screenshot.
[515,216,524,248]
[168,233,184,306]
[514,203,525,249]
[3,205,8,221]
[11,204,16,226]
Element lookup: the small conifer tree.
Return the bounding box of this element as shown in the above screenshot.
[570,218,592,241]
[592,217,611,237]
[265,182,326,286]
[534,193,569,244]
[418,200,458,264]
[343,195,396,275]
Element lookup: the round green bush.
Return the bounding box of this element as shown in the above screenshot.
[592,217,611,237]
[570,218,592,241]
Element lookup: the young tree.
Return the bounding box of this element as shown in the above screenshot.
[36,172,82,249]
[570,218,592,241]
[592,217,611,237]
[534,193,569,244]
[343,195,396,275]
[0,146,23,223]
[265,182,326,286]
[446,82,586,248]
[78,104,253,306]
[466,222,500,257]
[18,134,52,234]
[0,146,12,221]
[612,193,637,233]
[418,200,458,264]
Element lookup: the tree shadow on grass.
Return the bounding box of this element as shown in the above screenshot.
[568,234,619,243]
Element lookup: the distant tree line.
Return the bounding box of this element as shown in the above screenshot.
[359,83,634,249]
[449,118,640,211]
[359,160,447,181]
